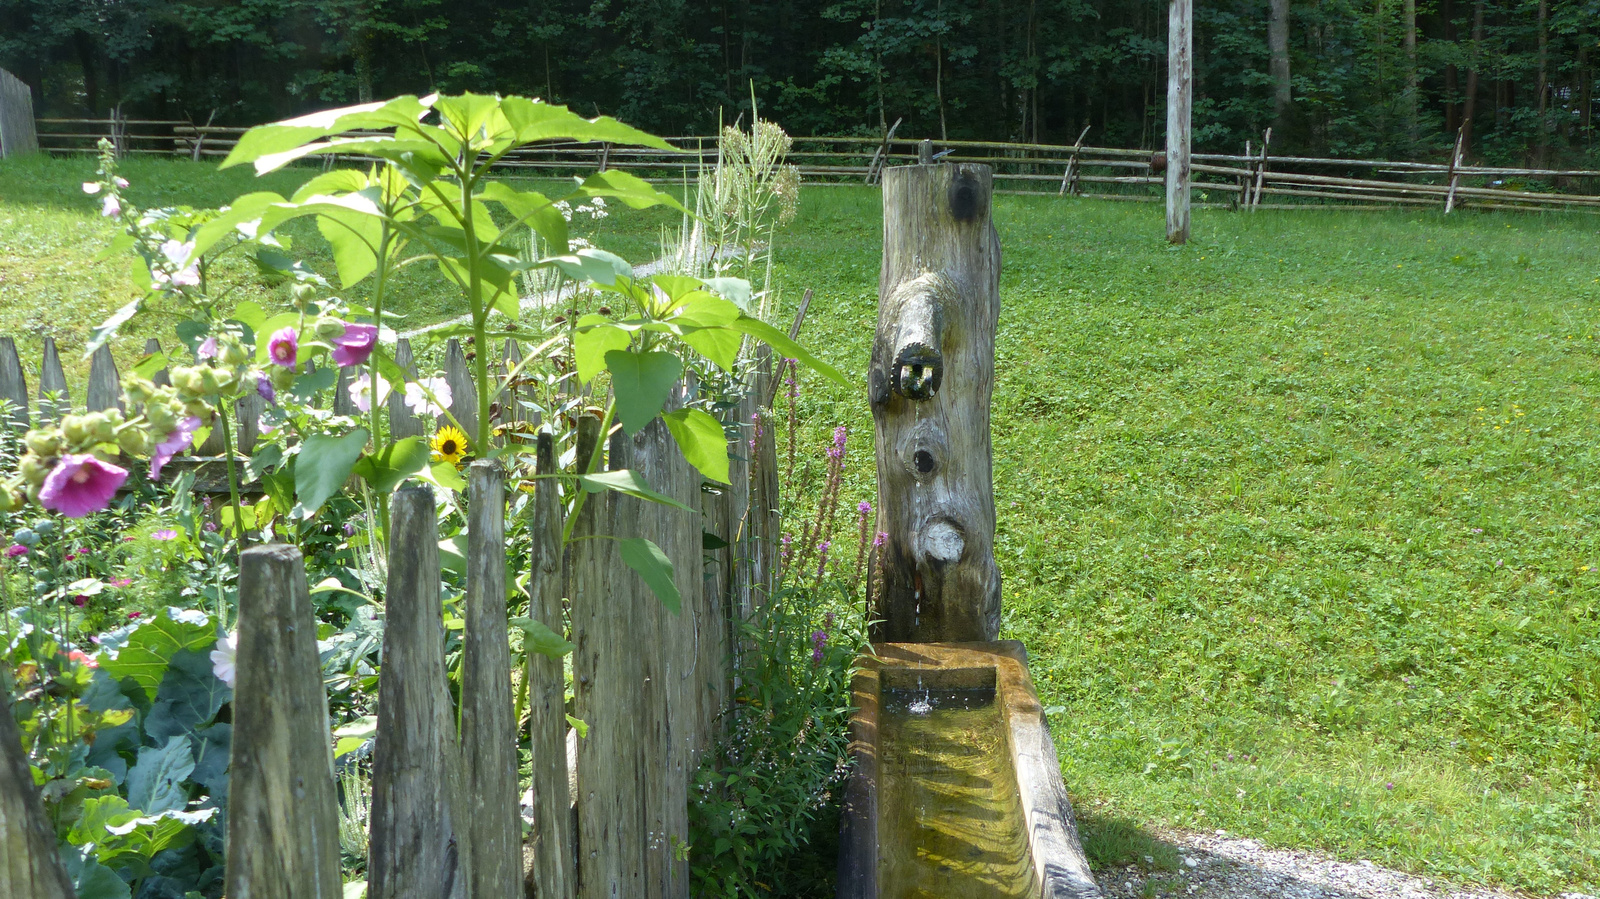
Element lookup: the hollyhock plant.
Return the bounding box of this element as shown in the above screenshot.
[39,455,128,518]
[150,416,202,481]
[101,195,121,218]
[331,322,378,367]
[349,373,390,413]
[404,378,452,417]
[210,633,237,688]
[267,327,299,368]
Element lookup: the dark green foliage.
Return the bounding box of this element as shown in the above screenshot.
[3,0,1598,165]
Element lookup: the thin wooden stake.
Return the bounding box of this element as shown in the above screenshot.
[38,337,68,424]
[369,485,470,899]
[1058,124,1090,196]
[0,337,28,428]
[388,338,422,440]
[1445,123,1467,214]
[1251,128,1273,212]
[462,460,522,899]
[525,430,575,899]
[226,543,343,899]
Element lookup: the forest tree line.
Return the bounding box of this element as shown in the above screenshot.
[1,0,1596,165]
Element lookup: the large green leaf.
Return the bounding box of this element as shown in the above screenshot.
[729,316,852,388]
[663,408,731,484]
[126,736,195,814]
[573,319,630,384]
[499,97,678,150]
[478,181,568,253]
[618,537,680,614]
[675,326,742,372]
[575,169,689,214]
[549,248,633,287]
[98,609,216,700]
[509,617,576,659]
[144,650,231,745]
[295,428,370,517]
[605,350,683,436]
[59,845,131,899]
[221,96,428,170]
[577,470,695,511]
[352,437,431,494]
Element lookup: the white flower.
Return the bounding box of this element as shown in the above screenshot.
[404,377,452,417]
[210,632,237,688]
[349,373,391,413]
[160,239,195,269]
[101,195,121,218]
[171,266,200,287]
[82,182,102,195]
[113,176,129,189]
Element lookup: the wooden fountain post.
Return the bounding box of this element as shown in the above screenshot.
[870,142,1001,643]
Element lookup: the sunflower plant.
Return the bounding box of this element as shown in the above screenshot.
[216,92,848,606]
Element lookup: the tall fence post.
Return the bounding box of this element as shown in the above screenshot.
[1165,0,1193,243]
[0,690,75,898]
[388,338,422,440]
[0,337,28,428]
[85,344,122,413]
[369,485,470,899]
[225,544,344,899]
[444,339,477,440]
[526,430,576,899]
[0,67,38,159]
[462,460,522,899]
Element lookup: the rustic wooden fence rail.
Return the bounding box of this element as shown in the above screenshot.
[26,115,1600,213]
[0,321,778,897]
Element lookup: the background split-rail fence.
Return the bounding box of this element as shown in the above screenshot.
[25,114,1600,214]
[0,326,786,899]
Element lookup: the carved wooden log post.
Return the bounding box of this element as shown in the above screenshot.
[869,161,1001,643]
[0,689,75,899]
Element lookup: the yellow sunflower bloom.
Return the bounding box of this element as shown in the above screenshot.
[431,426,469,464]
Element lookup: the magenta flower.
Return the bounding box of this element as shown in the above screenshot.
[256,373,276,405]
[71,595,88,607]
[5,544,26,557]
[151,529,178,541]
[39,455,128,518]
[109,577,132,588]
[197,336,218,359]
[873,531,887,548]
[331,322,378,367]
[149,416,201,481]
[858,500,871,515]
[128,611,141,619]
[267,327,299,369]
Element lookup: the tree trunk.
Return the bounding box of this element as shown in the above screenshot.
[1268,0,1291,133]
[1167,0,1192,244]
[1461,0,1485,156]
[870,162,1001,644]
[1403,0,1418,143]
[1535,0,1549,165]
[1444,0,1459,134]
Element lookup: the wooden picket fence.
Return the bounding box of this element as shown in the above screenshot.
[28,115,1600,213]
[0,329,783,898]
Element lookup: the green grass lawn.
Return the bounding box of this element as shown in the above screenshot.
[3,154,1597,894]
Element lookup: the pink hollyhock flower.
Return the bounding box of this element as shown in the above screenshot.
[101,195,121,217]
[113,176,129,189]
[330,322,378,367]
[128,611,141,619]
[171,266,200,288]
[109,578,132,588]
[149,416,201,481]
[197,337,218,359]
[404,378,452,417]
[5,544,26,557]
[39,455,128,518]
[348,373,389,413]
[267,327,298,369]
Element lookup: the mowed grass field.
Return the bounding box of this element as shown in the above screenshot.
[2,154,1597,894]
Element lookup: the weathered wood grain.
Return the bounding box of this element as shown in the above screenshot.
[235,390,264,455]
[0,68,37,159]
[870,162,1002,643]
[144,339,170,388]
[368,485,470,899]
[463,460,523,899]
[38,338,68,425]
[0,337,28,428]
[388,338,422,441]
[333,366,357,417]
[85,344,122,413]
[0,687,75,899]
[573,420,644,899]
[225,543,343,899]
[525,430,575,899]
[444,339,477,440]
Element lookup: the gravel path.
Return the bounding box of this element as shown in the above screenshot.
[1094,828,1597,899]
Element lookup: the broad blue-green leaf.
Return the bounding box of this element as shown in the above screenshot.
[663,408,730,484]
[675,327,742,372]
[605,350,683,436]
[509,617,576,659]
[98,609,216,700]
[295,428,370,517]
[573,319,630,384]
[287,363,337,401]
[618,537,680,614]
[729,316,851,387]
[189,722,231,801]
[577,470,695,512]
[230,300,267,335]
[144,650,231,746]
[127,736,195,814]
[548,248,632,287]
[60,844,131,899]
[352,437,431,493]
